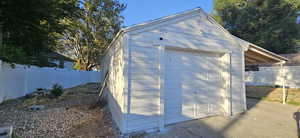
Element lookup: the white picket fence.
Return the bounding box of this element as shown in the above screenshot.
[245,66,300,88]
[0,60,101,103]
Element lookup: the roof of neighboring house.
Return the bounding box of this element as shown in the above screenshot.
[279,53,300,66]
[46,52,75,62]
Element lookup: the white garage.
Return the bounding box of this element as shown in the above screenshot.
[101,8,287,134]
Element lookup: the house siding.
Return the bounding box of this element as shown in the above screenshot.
[126,41,160,132]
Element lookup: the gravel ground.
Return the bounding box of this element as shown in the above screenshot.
[0,83,118,138]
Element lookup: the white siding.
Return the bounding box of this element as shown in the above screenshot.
[126,44,160,132]
[102,36,126,132]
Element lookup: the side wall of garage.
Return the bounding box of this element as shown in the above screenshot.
[101,35,126,132]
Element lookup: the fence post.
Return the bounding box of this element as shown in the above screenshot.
[281,63,286,104]
[0,60,2,103]
[24,67,28,96]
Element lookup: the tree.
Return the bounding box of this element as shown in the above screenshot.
[56,0,125,71]
[214,0,300,54]
[0,0,78,66]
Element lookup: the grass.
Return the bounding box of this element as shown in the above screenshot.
[287,101,300,106]
[246,86,300,106]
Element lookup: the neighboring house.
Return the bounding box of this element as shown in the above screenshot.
[102,8,287,134]
[46,52,75,69]
[280,53,300,66]
[297,11,300,24]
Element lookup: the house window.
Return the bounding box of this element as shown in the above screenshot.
[296,15,300,24]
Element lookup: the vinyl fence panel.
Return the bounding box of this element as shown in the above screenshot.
[0,61,101,103]
[245,66,300,88]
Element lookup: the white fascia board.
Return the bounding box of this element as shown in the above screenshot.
[231,35,250,51]
[122,8,203,33]
[249,45,289,62]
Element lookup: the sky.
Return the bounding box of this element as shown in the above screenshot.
[119,0,214,26]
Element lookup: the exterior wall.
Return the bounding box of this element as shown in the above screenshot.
[126,11,246,132]
[126,37,161,132]
[101,36,126,132]
[0,61,101,103]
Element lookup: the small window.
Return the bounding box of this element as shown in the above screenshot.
[296,16,300,24]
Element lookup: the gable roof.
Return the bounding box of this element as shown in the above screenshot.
[106,7,247,53]
[106,8,288,65]
[122,8,203,32]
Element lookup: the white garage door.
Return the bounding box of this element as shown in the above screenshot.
[164,49,225,125]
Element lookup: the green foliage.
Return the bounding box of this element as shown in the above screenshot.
[1,0,79,66]
[214,0,300,54]
[55,0,126,71]
[0,44,29,65]
[50,84,63,98]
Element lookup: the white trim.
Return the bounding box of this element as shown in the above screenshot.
[123,8,203,32]
[122,34,130,133]
[165,46,229,55]
[158,44,165,131]
[249,47,288,62]
[126,34,132,134]
[102,30,125,60]
[126,13,201,36]
[280,63,286,104]
[231,35,250,51]
[0,60,2,73]
[228,53,233,116]
[242,51,247,111]
[24,68,28,96]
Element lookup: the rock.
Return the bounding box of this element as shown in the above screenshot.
[0,126,13,138]
[29,105,45,111]
[25,89,50,99]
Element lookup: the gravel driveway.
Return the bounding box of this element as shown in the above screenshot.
[146,98,299,138]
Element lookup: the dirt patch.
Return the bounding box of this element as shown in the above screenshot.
[0,83,118,138]
[246,86,300,105]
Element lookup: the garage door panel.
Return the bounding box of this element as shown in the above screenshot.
[164,49,225,125]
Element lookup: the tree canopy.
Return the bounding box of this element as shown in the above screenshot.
[214,0,300,54]
[1,0,79,66]
[56,0,125,71]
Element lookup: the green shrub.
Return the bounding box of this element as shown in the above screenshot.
[50,84,63,98]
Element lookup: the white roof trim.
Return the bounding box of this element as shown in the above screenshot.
[122,8,203,33]
[104,7,204,55]
[249,44,288,61]
[231,35,250,51]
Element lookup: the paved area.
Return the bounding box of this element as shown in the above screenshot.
[146,98,299,138]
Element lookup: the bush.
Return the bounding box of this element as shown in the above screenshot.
[50,84,63,98]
